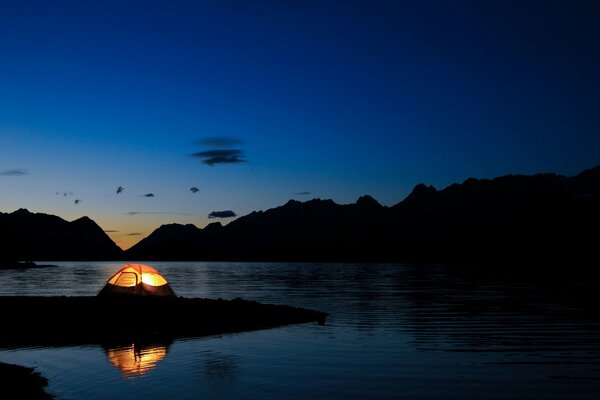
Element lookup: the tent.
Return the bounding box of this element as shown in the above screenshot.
[98,264,176,297]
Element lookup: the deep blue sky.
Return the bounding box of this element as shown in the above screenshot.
[1,0,599,248]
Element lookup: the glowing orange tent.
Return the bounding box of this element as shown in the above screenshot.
[98,264,176,297]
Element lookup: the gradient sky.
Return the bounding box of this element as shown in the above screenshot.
[1,0,599,249]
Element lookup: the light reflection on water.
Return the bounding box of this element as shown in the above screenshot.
[1,262,600,399]
[105,343,170,379]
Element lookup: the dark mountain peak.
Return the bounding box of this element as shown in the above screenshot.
[71,216,106,234]
[463,177,480,185]
[579,164,600,177]
[0,210,122,260]
[72,215,95,225]
[412,183,437,195]
[162,223,186,228]
[6,208,66,225]
[533,172,560,179]
[126,222,203,258]
[402,183,437,205]
[572,164,600,195]
[306,198,337,207]
[13,208,32,216]
[277,198,338,214]
[203,221,223,232]
[356,195,382,208]
[155,223,200,234]
[284,199,302,207]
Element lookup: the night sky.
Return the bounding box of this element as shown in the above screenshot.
[1,0,599,249]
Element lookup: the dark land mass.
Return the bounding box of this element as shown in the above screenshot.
[0,260,38,269]
[0,296,326,348]
[0,362,53,399]
[0,261,58,270]
[0,209,122,260]
[1,164,599,264]
[127,164,600,265]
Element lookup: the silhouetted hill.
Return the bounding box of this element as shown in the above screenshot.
[126,195,389,261]
[0,209,123,260]
[127,165,600,264]
[126,223,205,260]
[382,167,599,264]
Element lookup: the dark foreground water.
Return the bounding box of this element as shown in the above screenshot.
[0,262,599,399]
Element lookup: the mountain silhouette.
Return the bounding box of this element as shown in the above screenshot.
[382,166,600,264]
[126,195,388,261]
[127,165,600,264]
[2,165,598,263]
[0,209,123,261]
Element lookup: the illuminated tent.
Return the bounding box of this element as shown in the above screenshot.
[98,264,176,297]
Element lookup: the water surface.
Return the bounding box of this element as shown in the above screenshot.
[0,262,599,399]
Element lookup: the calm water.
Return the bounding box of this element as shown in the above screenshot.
[1,262,599,399]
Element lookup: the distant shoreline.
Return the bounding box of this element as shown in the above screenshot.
[0,261,59,270]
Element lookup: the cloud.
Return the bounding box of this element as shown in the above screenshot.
[104,230,119,233]
[74,199,81,205]
[126,232,142,236]
[195,137,245,147]
[190,187,199,193]
[191,149,246,166]
[208,210,237,219]
[296,191,311,195]
[116,186,124,194]
[191,136,247,166]
[0,168,28,176]
[56,191,74,197]
[143,193,155,197]
[127,211,195,216]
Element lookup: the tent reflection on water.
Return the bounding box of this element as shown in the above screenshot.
[98,264,176,297]
[105,343,170,379]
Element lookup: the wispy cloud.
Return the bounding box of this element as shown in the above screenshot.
[116,186,124,195]
[195,137,245,147]
[208,210,237,219]
[104,230,119,233]
[126,232,142,236]
[296,191,311,195]
[0,168,28,176]
[142,193,155,197]
[191,149,246,166]
[55,191,74,197]
[127,211,195,216]
[191,136,247,166]
[190,187,199,193]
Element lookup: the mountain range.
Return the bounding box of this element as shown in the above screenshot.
[2,164,599,264]
[0,209,122,261]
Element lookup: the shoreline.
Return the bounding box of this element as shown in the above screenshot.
[0,296,327,348]
[0,362,53,399]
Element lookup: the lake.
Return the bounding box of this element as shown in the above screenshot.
[1,262,599,399]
